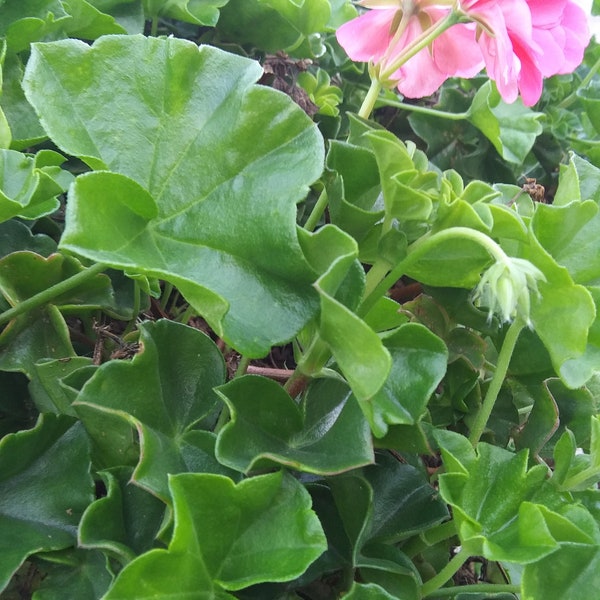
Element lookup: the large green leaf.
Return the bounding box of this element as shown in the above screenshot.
[73,319,227,499]
[215,375,373,475]
[23,36,323,356]
[0,414,93,592]
[103,471,327,597]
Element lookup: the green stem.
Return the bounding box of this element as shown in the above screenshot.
[284,334,330,397]
[403,520,457,558]
[123,282,141,335]
[469,318,525,446]
[304,188,329,232]
[374,97,467,121]
[559,53,600,109]
[235,355,250,378]
[150,16,159,37]
[0,262,107,328]
[160,282,174,311]
[178,303,196,325]
[423,583,521,598]
[420,546,471,597]
[358,77,383,120]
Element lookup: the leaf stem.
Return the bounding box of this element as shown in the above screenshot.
[468,318,525,446]
[284,334,330,397]
[0,261,107,328]
[375,97,468,121]
[420,546,471,597]
[304,188,329,232]
[559,53,600,109]
[358,77,383,120]
[150,16,159,37]
[423,583,521,598]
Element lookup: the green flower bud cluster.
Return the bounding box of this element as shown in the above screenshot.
[473,257,546,326]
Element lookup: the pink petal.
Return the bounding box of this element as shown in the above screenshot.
[336,9,397,63]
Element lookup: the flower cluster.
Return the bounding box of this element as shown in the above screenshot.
[472,256,546,326]
[336,0,591,106]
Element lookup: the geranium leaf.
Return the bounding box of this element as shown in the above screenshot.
[143,0,229,26]
[466,81,545,164]
[436,432,561,563]
[215,375,373,475]
[217,0,331,52]
[0,414,93,592]
[366,323,448,437]
[103,471,327,597]
[0,149,67,223]
[78,466,165,562]
[341,582,400,599]
[73,319,226,499]
[23,36,323,356]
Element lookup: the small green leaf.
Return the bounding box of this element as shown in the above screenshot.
[467,81,545,164]
[143,0,228,26]
[217,0,330,52]
[73,319,226,499]
[78,466,165,562]
[0,414,94,592]
[365,324,448,437]
[216,375,373,475]
[104,471,327,597]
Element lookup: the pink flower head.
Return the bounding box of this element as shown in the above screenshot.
[459,0,590,105]
[336,0,483,98]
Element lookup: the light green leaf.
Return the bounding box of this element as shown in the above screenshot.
[467,81,545,164]
[437,432,561,563]
[341,582,399,599]
[216,375,373,474]
[217,0,331,52]
[366,323,448,437]
[73,319,227,499]
[0,415,94,593]
[23,36,323,356]
[78,466,165,562]
[143,0,228,26]
[104,471,326,597]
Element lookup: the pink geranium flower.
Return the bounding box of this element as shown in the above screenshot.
[461,0,590,105]
[336,0,483,99]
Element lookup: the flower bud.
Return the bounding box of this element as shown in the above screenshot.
[473,257,546,326]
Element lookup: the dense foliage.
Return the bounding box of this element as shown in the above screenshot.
[1,0,600,598]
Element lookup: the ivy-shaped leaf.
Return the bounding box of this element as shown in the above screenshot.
[103,471,327,598]
[73,319,227,500]
[143,0,229,26]
[0,414,94,593]
[367,323,448,438]
[467,81,545,164]
[216,375,373,475]
[23,36,323,357]
[217,0,331,52]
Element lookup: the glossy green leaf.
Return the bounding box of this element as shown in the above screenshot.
[31,549,112,600]
[522,505,600,600]
[73,319,226,499]
[216,375,373,475]
[78,466,165,562]
[436,431,561,563]
[143,0,228,26]
[0,414,93,592]
[0,220,56,257]
[363,453,449,543]
[104,471,327,597]
[0,149,66,222]
[366,323,448,437]
[467,81,545,164]
[217,0,331,52]
[299,225,392,403]
[0,52,46,149]
[23,36,323,357]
